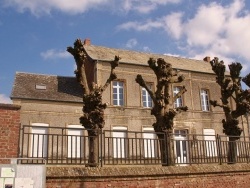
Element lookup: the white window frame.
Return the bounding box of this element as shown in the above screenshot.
[30,123,49,158]
[142,84,153,108]
[67,125,84,158]
[143,127,156,158]
[112,126,127,158]
[113,81,124,106]
[174,129,188,165]
[203,129,217,157]
[200,89,210,111]
[173,86,183,108]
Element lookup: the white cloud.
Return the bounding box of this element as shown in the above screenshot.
[2,0,109,16]
[118,0,250,69]
[0,94,12,104]
[40,49,71,60]
[2,0,181,16]
[181,0,250,66]
[117,19,164,31]
[163,12,183,39]
[120,0,181,14]
[125,38,138,48]
[143,46,151,52]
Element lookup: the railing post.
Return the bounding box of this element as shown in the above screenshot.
[216,134,222,165]
[100,129,103,167]
[243,136,249,163]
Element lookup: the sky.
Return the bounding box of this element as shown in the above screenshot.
[1,0,250,103]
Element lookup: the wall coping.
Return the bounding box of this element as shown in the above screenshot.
[0,103,21,110]
[46,163,250,179]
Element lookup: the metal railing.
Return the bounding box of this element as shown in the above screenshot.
[19,125,250,166]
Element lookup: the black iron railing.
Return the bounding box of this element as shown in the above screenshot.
[19,125,250,166]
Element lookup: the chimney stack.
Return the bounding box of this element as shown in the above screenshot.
[83,38,91,45]
[203,56,210,62]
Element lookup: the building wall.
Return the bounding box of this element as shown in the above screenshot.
[46,164,250,188]
[0,103,21,161]
[17,100,82,127]
[96,60,239,136]
[13,60,249,137]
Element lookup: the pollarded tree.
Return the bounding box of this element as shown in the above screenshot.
[67,39,120,167]
[209,57,250,163]
[135,58,188,165]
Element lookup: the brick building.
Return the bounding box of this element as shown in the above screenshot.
[0,103,21,161]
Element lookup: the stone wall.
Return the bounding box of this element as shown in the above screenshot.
[0,103,21,162]
[46,164,250,188]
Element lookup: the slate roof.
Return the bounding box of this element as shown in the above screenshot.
[11,72,83,102]
[84,45,214,74]
[11,44,217,102]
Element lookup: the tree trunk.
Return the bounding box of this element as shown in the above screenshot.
[166,132,175,166]
[227,136,238,164]
[156,133,168,166]
[156,132,175,166]
[87,130,99,167]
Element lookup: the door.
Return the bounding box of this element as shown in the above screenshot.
[113,127,127,158]
[174,130,188,165]
[143,127,156,158]
[203,129,217,157]
[67,125,83,158]
[30,123,49,158]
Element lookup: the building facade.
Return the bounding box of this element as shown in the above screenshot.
[11,39,249,164]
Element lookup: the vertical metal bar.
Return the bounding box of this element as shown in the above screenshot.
[56,134,59,164]
[216,134,222,165]
[51,134,54,164]
[100,129,103,167]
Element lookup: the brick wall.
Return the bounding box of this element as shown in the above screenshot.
[46,164,250,188]
[0,103,21,161]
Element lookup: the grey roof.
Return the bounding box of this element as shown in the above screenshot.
[11,72,83,102]
[84,45,214,74]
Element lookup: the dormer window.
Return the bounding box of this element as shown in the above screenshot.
[35,84,46,90]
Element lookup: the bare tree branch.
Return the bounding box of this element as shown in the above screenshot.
[173,86,187,102]
[102,56,120,91]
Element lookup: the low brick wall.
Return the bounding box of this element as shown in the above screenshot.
[46,163,250,188]
[0,103,21,163]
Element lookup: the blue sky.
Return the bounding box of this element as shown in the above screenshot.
[1,0,250,103]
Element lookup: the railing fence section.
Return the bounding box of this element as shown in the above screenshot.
[19,125,250,166]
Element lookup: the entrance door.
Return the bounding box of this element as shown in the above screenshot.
[67,125,83,158]
[31,123,49,157]
[174,130,188,165]
[143,127,156,158]
[113,127,127,158]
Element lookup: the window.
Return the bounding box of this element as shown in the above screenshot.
[203,129,217,157]
[142,84,153,108]
[30,123,49,157]
[67,125,84,158]
[113,81,124,106]
[35,84,46,90]
[173,86,183,108]
[174,129,188,165]
[200,89,210,111]
[143,127,157,158]
[113,127,127,158]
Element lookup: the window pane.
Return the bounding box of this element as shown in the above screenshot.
[113,81,124,106]
[142,85,153,108]
[174,86,183,108]
[201,89,210,111]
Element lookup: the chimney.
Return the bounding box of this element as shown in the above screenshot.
[203,56,210,62]
[83,38,91,45]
